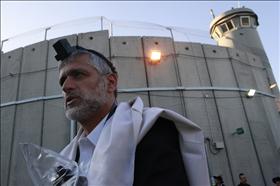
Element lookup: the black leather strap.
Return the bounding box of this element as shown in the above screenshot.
[75,103,117,163]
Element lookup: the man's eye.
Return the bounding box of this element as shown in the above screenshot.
[73,71,85,78]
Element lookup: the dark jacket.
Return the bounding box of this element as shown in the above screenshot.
[134,117,189,186]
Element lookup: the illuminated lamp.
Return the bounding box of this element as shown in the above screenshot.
[149,50,161,64]
[247,89,256,97]
[269,83,277,89]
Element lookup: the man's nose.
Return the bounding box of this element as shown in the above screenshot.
[62,77,76,93]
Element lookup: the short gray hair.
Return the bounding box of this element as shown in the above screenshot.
[59,50,118,97]
[59,50,113,75]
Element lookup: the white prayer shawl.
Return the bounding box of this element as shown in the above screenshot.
[60,97,210,186]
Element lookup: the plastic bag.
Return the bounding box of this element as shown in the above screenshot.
[20,143,82,186]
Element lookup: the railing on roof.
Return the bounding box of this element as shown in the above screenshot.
[1,16,213,53]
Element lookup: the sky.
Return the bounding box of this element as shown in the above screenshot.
[1,1,279,85]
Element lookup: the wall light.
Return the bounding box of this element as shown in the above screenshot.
[247,89,256,97]
[149,50,161,64]
[269,83,277,89]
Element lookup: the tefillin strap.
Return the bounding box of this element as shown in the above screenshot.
[52,38,117,74]
[106,102,117,123]
[75,102,118,163]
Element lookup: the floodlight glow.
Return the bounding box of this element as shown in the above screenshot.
[150,50,161,64]
[247,89,256,97]
[269,83,277,89]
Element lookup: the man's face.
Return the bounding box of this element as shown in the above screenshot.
[276,181,280,186]
[239,175,247,183]
[59,54,109,122]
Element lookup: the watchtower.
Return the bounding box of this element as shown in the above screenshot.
[210,7,278,93]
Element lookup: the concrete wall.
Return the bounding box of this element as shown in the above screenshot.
[175,42,233,185]
[1,30,279,186]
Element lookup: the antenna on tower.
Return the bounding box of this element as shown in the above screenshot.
[237,1,241,8]
[210,9,215,19]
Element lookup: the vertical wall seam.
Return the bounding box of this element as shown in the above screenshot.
[201,45,235,186]
[71,34,80,137]
[193,45,215,140]
[108,32,112,62]
[228,49,267,185]
[40,41,50,146]
[0,44,3,186]
[247,52,280,151]
[7,48,24,186]
[141,37,151,107]
[169,29,187,117]
[190,43,216,174]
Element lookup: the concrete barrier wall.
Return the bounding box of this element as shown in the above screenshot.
[228,48,280,185]
[9,42,49,185]
[1,48,23,186]
[1,30,279,186]
[175,42,233,185]
[110,36,150,105]
[143,36,185,115]
[202,44,265,186]
[247,53,280,151]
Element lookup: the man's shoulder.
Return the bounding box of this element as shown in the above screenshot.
[134,117,188,185]
[137,116,177,146]
[136,116,180,157]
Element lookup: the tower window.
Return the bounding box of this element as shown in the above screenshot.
[240,16,251,27]
[226,20,234,30]
[220,23,228,33]
[215,31,220,38]
[219,20,235,34]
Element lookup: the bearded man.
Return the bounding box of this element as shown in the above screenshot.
[53,39,209,186]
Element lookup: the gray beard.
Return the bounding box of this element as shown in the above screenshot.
[65,98,104,122]
[65,79,107,122]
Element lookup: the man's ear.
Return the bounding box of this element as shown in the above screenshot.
[106,73,118,93]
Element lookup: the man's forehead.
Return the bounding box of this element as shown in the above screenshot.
[59,58,96,77]
[59,54,91,70]
[67,53,91,63]
[60,62,94,72]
